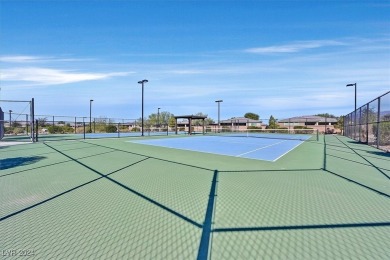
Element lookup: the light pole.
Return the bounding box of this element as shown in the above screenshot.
[138,79,148,136]
[215,100,223,127]
[9,110,12,127]
[346,83,357,111]
[157,107,161,128]
[89,99,94,133]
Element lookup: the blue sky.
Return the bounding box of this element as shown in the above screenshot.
[1,0,389,122]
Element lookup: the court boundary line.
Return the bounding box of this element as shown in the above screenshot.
[42,142,204,227]
[84,140,215,171]
[272,139,307,162]
[236,140,287,157]
[130,137,306,162]
[322,136,390,198]
[129,140,277,162]
[3,137,390,260]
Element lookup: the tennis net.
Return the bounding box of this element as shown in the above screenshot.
[205,128,319,141]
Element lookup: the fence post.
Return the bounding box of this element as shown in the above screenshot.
[377,97,381,149]
[35,119,38,142]
[365,105,368,144]
[31,98,35,142]
[26,114,29,135]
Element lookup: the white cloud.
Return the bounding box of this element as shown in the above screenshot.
[0,67,132,85]
[0,55,95,63]
[0,55,44,63]
[245,40,346,54]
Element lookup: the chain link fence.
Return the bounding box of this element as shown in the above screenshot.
[31,115,172,141]
[0,110,175,142]
[344,91,390,152]
[0,99,35,143]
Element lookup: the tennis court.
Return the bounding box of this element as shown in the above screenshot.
[131,137,303,161]
[131,129,318,161]
[1,134,390,259]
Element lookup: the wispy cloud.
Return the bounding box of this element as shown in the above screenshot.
[0,55,94,63]
[245,40,346,54]
[0,55,44,63]
[1,67,133,85]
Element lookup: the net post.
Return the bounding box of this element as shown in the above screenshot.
[83,122,86,139]
[118,123,120,138]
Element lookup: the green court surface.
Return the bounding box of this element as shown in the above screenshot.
[1,135,389,259]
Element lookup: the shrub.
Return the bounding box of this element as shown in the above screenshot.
[105,124,117,133]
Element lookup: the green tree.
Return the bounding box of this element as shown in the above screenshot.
[12,121,22,127]
[244,112,259,120]
[105,124,117,133]
[192,112,214,126]
[267,115,278,129]
[315,113,336,118]
[168,116,176,128]
[148,111,175,127]
[94,117,115,133]
[335,116,344,131]
[373,115,390,146]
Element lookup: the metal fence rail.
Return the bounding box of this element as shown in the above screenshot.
[344,91,390,152]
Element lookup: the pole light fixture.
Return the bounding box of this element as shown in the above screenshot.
[89,99,94,133]
[346,83,357,111]
[215,100,223,126]
[138,79,148,136]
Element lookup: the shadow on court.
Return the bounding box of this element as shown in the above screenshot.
[1,135,390,259]
[0,156,46,170]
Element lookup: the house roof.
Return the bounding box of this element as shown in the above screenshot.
[220,117,262,124]
[278,115,337,123]
[174,115,207,120]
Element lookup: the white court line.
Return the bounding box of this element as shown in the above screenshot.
[129,141,275,161]
[236,140,287,157]
[0,141,31,147]
[271,140,306,162]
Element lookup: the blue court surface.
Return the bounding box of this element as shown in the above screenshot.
[130,135,307,161]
